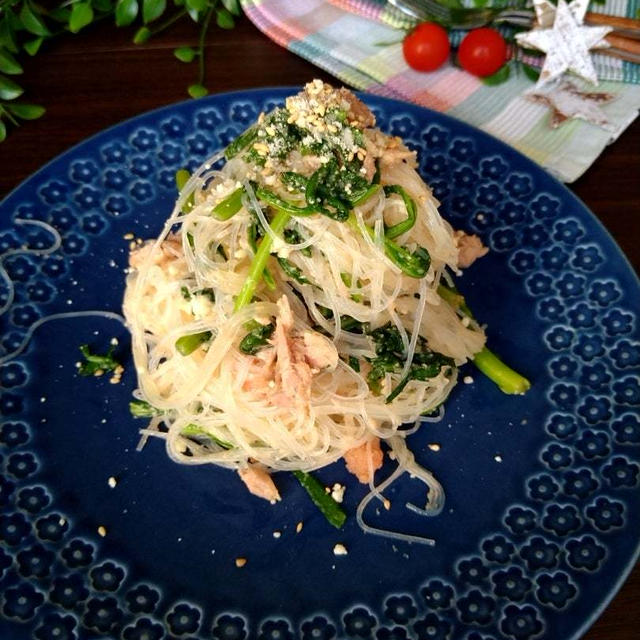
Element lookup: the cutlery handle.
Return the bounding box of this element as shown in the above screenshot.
[585,12,640,40]
[604,33,640,55]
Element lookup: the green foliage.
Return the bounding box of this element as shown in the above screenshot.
[115,0,139,27]
[69,3,95,33]
[481,62,511,86]
[174,45,197,62]
[78,344,122,376]
[239,321,275,355]
[188,83,208,98]
[0,0,243,142]
[143,0,166,24]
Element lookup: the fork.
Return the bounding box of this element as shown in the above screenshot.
[389,0,539,29]
[389,0,640,63]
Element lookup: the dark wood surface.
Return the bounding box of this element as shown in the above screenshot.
[0,15,638,639]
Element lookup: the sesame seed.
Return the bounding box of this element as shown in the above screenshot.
[333,543,348,556]
[428,443,441,452]
[296,521,303,533]
[97,526,107,537]
[108,477,117,488]
[235,557,247,568]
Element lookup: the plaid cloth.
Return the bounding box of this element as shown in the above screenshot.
[240,0,640,182]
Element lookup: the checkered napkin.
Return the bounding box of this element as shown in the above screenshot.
[240,0,640,182]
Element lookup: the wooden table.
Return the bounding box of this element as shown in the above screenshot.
[0,15,638,640]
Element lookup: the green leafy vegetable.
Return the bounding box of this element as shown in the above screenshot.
[277,256,312,285]
[212,187,244,220]
[234,207,290,311]
[129,399,163,417]
[225,127,257,159]
[284,228,312,257]
[239,321,275,355]
[438,283,531,394]
[175,331,212,355]
[281,171,308,193]
[383,185,417,239]
[293,470,347,529]
[181,424,234,449]
[366,324,454,403]
[78,344,121,376]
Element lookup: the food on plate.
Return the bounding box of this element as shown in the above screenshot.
[124,80,529,537]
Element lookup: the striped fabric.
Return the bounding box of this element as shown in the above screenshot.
[240,0,640,182]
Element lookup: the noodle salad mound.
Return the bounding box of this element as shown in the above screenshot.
[124,81,529,536]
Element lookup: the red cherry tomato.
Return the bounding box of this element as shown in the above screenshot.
[458,28,507,77]
[403,22,450,72]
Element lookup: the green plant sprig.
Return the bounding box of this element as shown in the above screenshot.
[0,0,242,141]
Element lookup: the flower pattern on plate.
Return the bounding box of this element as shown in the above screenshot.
[0,89,638,640]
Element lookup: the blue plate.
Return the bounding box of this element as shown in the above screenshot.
[0,88,638,640]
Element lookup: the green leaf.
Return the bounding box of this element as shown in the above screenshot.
[7,103,45,120]
[133,26,151,43]
[143,0,167,23]
[0,20,19,54]
[0,119,6,143]
[521,63,540,82]
[174,46,196,62]
[49,7,72,23]
[482,63,510,86]
[115,0,139,27]
[68,3,94,33]
[19,4,52,37]
[185,0,207,11]
[188,83,208,98]
[221,0,241,15]
[0,74,23,100]
[0,49,22,75]
[93,0,115,12]
[24,37,44,56]
[215,7,235,29]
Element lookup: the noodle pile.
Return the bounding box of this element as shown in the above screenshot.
[123,81,486,508]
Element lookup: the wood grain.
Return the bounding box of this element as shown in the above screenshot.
[0,15,638,639]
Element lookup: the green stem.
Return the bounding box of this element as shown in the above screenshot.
[0,105,19,127]
[196,6,214,87]
[234,207,291,312]
[293,470,346,529]
[150,8,187,35]
[438,284,530,394]
[472,346,531,395]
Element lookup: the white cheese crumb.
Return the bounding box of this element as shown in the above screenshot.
[333,543,348,556]
[331,483,345,504]
[463,376,474,384]
[110,337,119,346]
[273,531,281,539]
[494,454,503,462]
